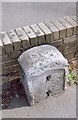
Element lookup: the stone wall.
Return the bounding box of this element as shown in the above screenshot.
[0,16,78,84]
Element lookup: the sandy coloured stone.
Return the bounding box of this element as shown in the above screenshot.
[1,76,9,84]
[64,16,77,35]
[38,23,52,44]
[57,46,63,53]
[70,16,76,21]
[63,35,76,44]
[4,59,18,68]
[23,26,37,47]
[10,50,22,59]
[64,46,76,54]
[5,65,19,75]
[51,39,63,47]
[0,33,6,56]
[0,36,3,55]
[18,45,68,105]
[2,54,11,62]
[64,52,75,61]
[0,55,2,63]
[30,24,45,45]
[15,28,30,49]
[8,30,21,51]
[70,16,78,35]
[58,17,73,37]
[45,21,59,40]
[0,63,2,80]
[0,32,14,54]
[52,20,66,38]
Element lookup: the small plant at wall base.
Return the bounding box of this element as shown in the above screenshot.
[68,64,78,86]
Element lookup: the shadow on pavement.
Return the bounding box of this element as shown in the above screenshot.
[2,80,29,110]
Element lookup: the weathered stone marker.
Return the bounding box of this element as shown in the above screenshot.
[18,45,68,106]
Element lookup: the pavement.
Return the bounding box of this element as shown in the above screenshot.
[2,84,76,118]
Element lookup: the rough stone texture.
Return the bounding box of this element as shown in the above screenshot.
[0,37,3,55]
[15,28,30,50]
[65,52,75,61]
[58,18,73,37]
[52,20,66,38]
[63,35,76,44]
[45,21,59,40]
[51,39,62,47]
[18,45,68,105]
[0,32,14,54]
[64,47,76,54]
[38,23,52,44]
[8,30,21,51]
[64,16,77,35]
[70,16,78,35]
[30,24,45,45]
[23,26,37,47]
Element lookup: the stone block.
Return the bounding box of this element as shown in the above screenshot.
[2,54,11,62]
[30,24,45,45]
[1,76,9,84]
[0,63,2,76]
[52,20,66,38]
[76,45,78,52]
[64,47,76,55]
[0,37,3,55]
[70,16,78,35]
[63,42,76,49]
[64,52,76,61]
[10,50,22,59]
[51,39,63,47]
[63,35,76,44]
[57,46,63,53]
[23,26,37,47]
[64,16,77,35]
[18,45,68,105]
[5,64,19,74]
[70,16,76,22]
[15,28,30,49]
[8,30,22,51]
[4,59,18,68]
[45,22,59,40]
[38,23,52,44]
[0,55,2,63]
[58,17,73,36]
[0,32,14,54]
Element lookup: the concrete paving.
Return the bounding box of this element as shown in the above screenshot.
[2,2,76,32]
[2,84,76,118]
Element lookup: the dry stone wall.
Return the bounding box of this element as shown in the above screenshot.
[0,16,78,84]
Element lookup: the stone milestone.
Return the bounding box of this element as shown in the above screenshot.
[18,45,68,106]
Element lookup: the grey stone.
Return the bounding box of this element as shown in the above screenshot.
[18,45,68,105]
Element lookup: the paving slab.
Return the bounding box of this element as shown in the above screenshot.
[2,85,76,118]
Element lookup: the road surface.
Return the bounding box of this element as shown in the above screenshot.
[2,2,76,32]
